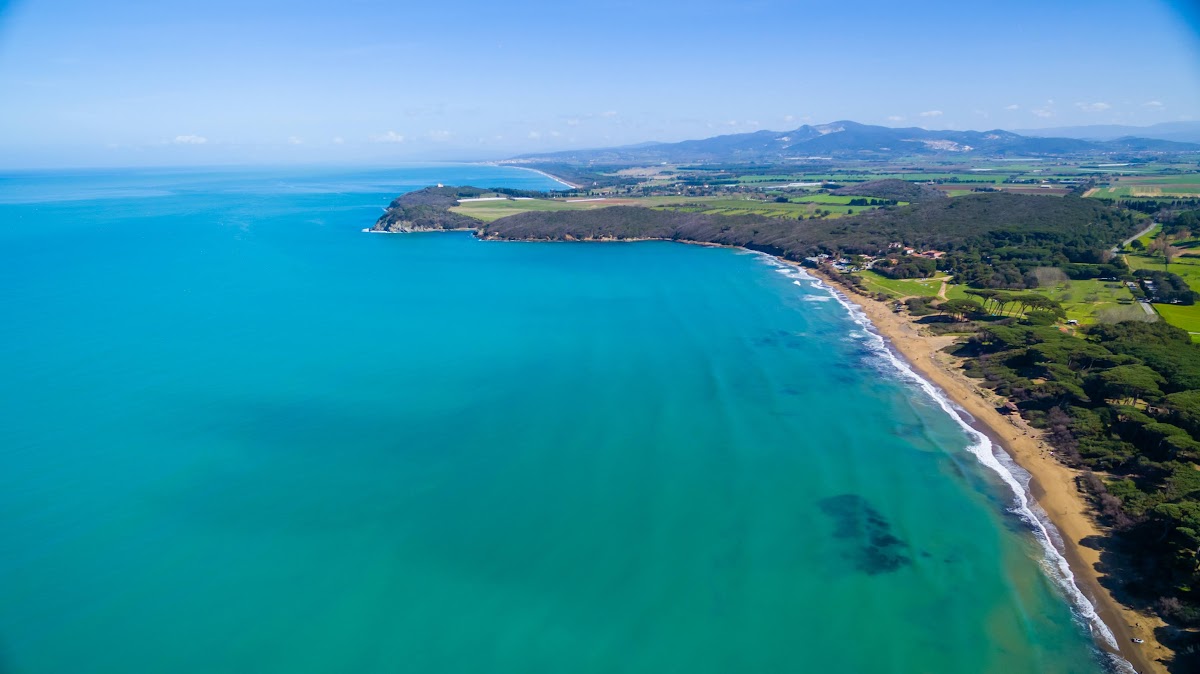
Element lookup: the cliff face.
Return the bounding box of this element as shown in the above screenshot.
[373,186,489,232]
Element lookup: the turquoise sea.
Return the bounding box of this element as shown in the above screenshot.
[0,165,1119,673]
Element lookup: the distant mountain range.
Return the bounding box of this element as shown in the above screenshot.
[511,120,1200,164]
[1014,121,1200,144]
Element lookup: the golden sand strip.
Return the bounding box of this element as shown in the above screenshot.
[806,267,1171,674]
[458,233,1175,672]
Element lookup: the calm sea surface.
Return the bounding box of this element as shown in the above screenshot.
[0,165,1111,672]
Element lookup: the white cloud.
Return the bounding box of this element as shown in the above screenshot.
[973,109,990,118]
[549,130,561,137]
[287,136,303,145]
[425,130,452,142]
[565,118,581,126]
[919,110,943,118]
[886,115,905,122]
[598,110,618,118]
[173,134,207,145]
[1032,108,1054,119]
[783,114,796,123]
[332,136,345,144]
[528,130,541,139]
[372,131,405,143]
[1143,100,1164,109]
[1004,104,1020,110]
[1076,101,1111,112]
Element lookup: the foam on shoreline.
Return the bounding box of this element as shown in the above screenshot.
[499,165,578,190]
[367,228,1142,671]
[755,254,1135,670]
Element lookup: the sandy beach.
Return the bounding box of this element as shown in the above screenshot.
[492,164,580,190]
[387,226,1177,671]
[808,267,1171,674]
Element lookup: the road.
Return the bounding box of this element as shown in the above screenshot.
[1114,222,1159,253]
[1118,223,1162,320]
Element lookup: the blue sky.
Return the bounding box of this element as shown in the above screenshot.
[1,0,1198,167]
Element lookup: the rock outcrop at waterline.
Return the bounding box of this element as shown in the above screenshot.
[373,186,489,232]
[373,185,569,232]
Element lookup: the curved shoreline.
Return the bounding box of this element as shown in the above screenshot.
[488,164,579,190]
[366,227,1169,672]
[799,265,1168,674]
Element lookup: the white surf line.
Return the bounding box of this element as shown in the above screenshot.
[502,165,578,189]
[752,253,1129,665]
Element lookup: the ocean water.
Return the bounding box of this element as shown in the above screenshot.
[0,165,1113,673]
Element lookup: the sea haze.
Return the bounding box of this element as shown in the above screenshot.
[0,165,1110,673]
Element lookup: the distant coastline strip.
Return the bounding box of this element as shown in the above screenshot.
[503,165,579,190]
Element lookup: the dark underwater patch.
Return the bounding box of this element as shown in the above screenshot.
[754,329,808,350]
[817,494,912,575]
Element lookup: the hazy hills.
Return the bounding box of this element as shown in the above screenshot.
[510,120,1200,164]
[1014,121,1200,144]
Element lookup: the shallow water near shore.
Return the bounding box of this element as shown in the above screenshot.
[1,165,1114,673]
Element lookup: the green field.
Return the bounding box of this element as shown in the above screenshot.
[791,194,859,205]
[735,174,810,184]
[450,198,609,222]
[1026,279,1140,324]
[855,270,1140,325]
[1126,252,1200,338]
[786,194,908,206]
[1127,251,1200,286]
[1091,185,1200,198]
[1132,224,1162,249]
[452,195,877,223]
[1155,304,1200,338]
[657,197,874,218]
[855,270,947,298]
[1087,174,1200,199]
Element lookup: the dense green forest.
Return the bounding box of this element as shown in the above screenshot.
[380,188,1139,288]
[483,192,1137,265]
[955,316,1200,634]
[376,184,1200,650]
[832,179,946,203]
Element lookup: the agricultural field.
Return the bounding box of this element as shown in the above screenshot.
[738,171,1015,185]
[1087,173,1200,199]
[651,197,873,218]
[735,174,811,184]
[451,194,880,223]
[450,197,615,222]
[931,184,1071,196]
